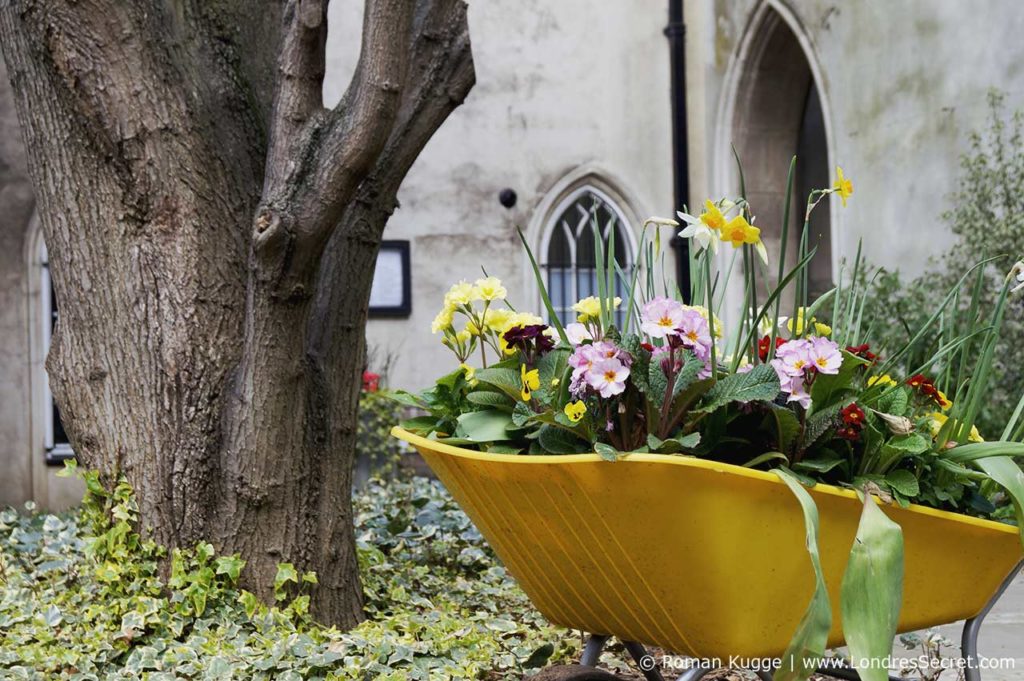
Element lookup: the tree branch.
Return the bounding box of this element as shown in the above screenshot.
[263,0,328,191]
[255,0,415,297]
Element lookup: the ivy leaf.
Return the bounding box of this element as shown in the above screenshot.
[696,365,780,414]
[274,563,298,599]
[523,643,555,669]
[841,495,904,681]
[214,555,245,583]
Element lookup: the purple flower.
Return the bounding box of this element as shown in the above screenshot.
[565,322,593,345]
[641,297,686,339]
[807,336,842,375]
[503,324,554,354]
[676,307,713,360]
[586,358,630,398]
[589,340,633,367]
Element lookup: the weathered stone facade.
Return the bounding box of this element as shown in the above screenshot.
[5,0,1024,509]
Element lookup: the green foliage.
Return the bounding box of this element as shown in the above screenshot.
[841,496,904,681]
[357,391,408,477]
[0,475,581,679]
[861,91,1024,436]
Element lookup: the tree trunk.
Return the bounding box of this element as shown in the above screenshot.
[0,0,473,627]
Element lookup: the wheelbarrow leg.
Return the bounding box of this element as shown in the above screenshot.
[622,640,665,681]
[580,634,609,667]
[962,560,1023,681]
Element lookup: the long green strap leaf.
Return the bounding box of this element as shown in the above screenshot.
[517,228,569,346]
[773,468,833,681]
[841,495,904,681]
[974,456,1024,547]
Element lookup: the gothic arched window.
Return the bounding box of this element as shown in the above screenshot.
[541,186,635,328]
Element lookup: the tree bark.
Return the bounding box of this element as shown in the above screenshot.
[0,0,474,627]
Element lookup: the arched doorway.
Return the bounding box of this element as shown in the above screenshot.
[727,5,833,298]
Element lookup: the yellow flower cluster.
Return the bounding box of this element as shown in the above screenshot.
[433,276,544,368]
[572,296,622,324]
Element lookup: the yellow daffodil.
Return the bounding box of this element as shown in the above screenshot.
[572,296,621,323]
[431,306,454,334]
[866,374,898,388]
[564,400,587,423]
[719,215,768,264]
[928,412,983,443]
[472,276,506,302]
[699,199,726,231]
[784,308,830,337]
[834,166,853,207]
[444,281,475,307]
[520,364,540,401]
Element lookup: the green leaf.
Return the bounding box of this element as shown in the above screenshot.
[696,365,780,414]
[646,359,669,408]
[473,367,522,401]
[742,451,788,468]
[537,348,569,389]
[214,555,245,583]
[648,432,701,454]
[885,470,920,497]
[455,410,513,442]
[594,443,620,462]
[841,496,904,681]
[538,425,587,454]
[274,563,298,592]
[809,352,868,414]
[794,457,844,474]
[302,571,318,585]
[771,407,802,455]
[974,456,1024,547]
[803,404,841,448]
[523,642,555,669]
[772,468,833,681]
[466,391,516,411]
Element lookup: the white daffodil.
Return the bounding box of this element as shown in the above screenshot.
[1011,261,1024,294]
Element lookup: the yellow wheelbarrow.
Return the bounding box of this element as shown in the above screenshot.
[392,427,1023,681]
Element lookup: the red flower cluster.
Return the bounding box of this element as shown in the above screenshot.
[837,402,866,441]
[757,335,786,362]
[845,343,878,363]
[362,371,380,393]
[907,373,947,408]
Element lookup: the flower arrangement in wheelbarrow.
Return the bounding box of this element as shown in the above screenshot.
[392,163,1024,681]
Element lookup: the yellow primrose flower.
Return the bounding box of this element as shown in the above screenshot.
[564,400,587,423]
[444,281,475,307]
[431,306,454,334]
[785,308,829,337]
[866,374,898,388]
[465,320,482,336]
[684,305,724,339]
[928,412,983,443]
[935,389,952,411]
[834,166,853,207]
[459,363,476,382]
[520,364,540,401]
[699,199,726,231]
[510,312,544,328]
[483,308,516,334]
[551,377,560,387]
[455,329,472,344]
[813,321,832,337]
[472,276,507,302]
[572,296,621,322]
